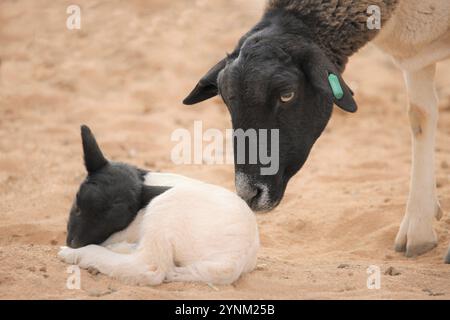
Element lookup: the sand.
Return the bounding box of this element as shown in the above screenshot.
[0,0,449,300]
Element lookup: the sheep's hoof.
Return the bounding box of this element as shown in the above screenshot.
[404,242,437,258]
[394,214,437,257]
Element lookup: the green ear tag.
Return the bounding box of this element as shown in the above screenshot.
[328,73,344,100]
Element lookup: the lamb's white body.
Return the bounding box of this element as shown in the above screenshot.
[59,173,259,285]
[372,0,450,258]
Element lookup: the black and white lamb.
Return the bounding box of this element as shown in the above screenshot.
[58,125,259,285]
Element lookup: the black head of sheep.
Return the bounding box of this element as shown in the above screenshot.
[183,11,357,212]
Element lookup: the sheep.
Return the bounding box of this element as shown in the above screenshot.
[58,125,259,285]
[446,244,450,264]
[183,0,450,262]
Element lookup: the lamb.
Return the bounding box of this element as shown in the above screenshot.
[183,0,450,261]
[58,125,259,285]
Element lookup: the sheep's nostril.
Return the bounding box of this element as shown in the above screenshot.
[240,185,272,211]
[251,187,265,206]
[235,172,271,211]
[237,186,258,203]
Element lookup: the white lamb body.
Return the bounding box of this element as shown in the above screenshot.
[59,173,259,285]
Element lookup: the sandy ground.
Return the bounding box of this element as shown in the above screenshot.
[1,0,450,300]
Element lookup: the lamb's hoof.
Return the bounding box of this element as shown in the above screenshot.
[58,246,80,264]
[140,267,165,286]
[166,271,181,282]
[394,216,437,257]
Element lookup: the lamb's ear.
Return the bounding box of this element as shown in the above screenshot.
[140,185,171,208]
[80,125,108,173]
[303,49,357,113]
[183,58,227,105]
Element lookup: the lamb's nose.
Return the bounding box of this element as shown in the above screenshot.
[67,236,81,248]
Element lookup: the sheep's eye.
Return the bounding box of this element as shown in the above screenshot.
[280,92,295,103]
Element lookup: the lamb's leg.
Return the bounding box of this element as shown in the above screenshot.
[105,242,137,254]
[446,244,450,264]
[58,245,165,286]
[395,63,442,257]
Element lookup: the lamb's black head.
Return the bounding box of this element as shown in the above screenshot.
[67,125,146,248]
[183,16,357,212]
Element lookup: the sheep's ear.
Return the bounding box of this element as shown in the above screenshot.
[81,125,108,173]
[303,50,357,113]
[183,58,227,105]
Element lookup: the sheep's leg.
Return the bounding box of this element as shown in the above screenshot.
[446,244,450,264]
[58,245,165,286]
[395,63,442,257]
[166,259,242,285]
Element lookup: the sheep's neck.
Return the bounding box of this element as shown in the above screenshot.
[267,0,399,71]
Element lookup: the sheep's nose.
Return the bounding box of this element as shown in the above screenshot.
[237,184,267,211]
[237,185,258,203]
[235,172,269,211]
